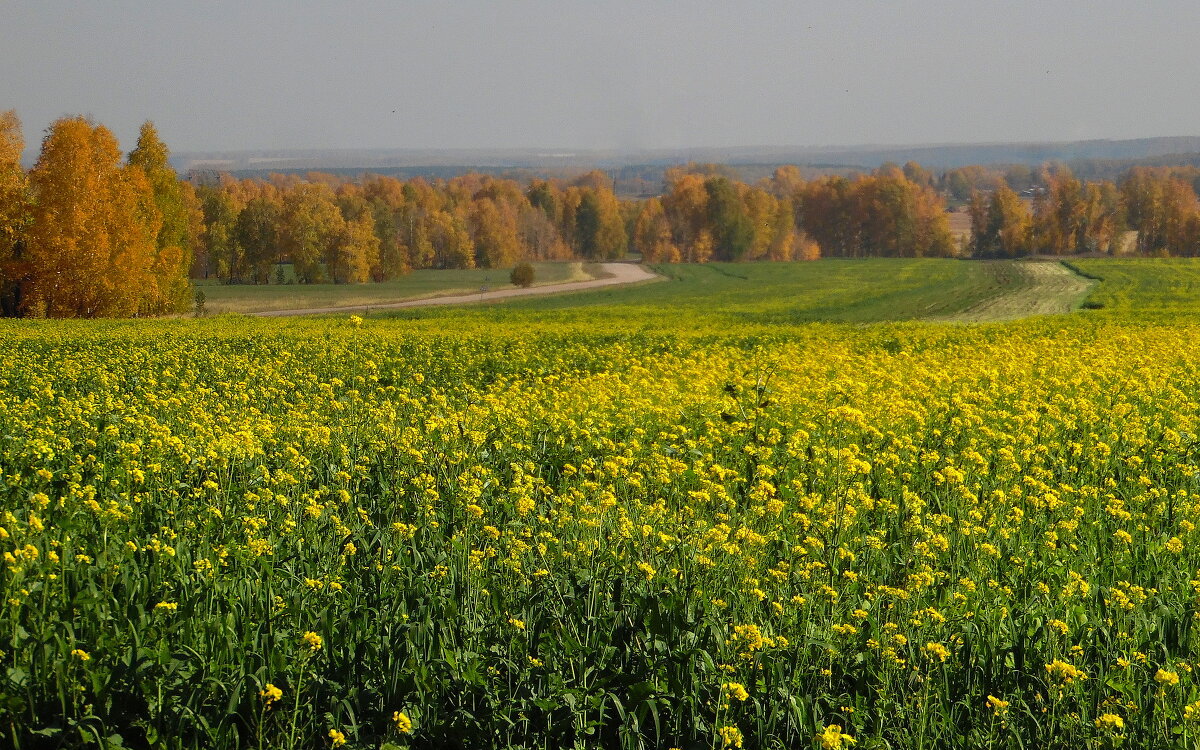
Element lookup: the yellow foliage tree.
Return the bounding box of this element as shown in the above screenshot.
[328,213,379,283]
[24,117,159,317]
[128,121,194,313]
[470,197,522,268]
[0,110,30,315]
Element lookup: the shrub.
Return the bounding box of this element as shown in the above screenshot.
[510,262,535,288]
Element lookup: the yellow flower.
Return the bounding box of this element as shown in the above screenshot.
[70,648,91,661]
[817,723,856,749]
[1155,668,1180,686]
[302,631,324,651]
[924,642,949,662]
[1045,659,1086,683]
[1095,713,1124,731]
[348,315,363,327]
[722,682,750,702]
[718,725,743,748]
[327,728,346,747]
[1167,536,1184,554]
[986,695,1009,712]
[1184,700,1200,721]
[393,710,413,734]
[508,617,525,630]
[154,601,179,612]
[260,683,282,705]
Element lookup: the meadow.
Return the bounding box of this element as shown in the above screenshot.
[6,259,1200,748]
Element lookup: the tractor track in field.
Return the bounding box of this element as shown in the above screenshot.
[249,262,662,317]
[936,261,1096,322]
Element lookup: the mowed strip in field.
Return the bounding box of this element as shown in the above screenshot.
[936,261,1096,322]
[252,262,660,317]
[197,261,602,315]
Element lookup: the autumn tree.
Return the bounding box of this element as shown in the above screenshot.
[427,209,475,268]
[740,187,776,260]
[1023,172,1123,255]
[128,121,193,312]
[768,200,802,261]
[570,169,614,193]
[633,198,680,262]
[518,206,570,260]
[573,189,626,260]
[24,117,160,317]
[902,161,934,189]
[0,111,29,316]
[197,186,242,280]
[660,173,710,259]
[279,183,343,282]
[328,213,379,283]
[1079,181,1124,254]
[941,165,1003,202]
[470,197,522,267]
[797,176,858,257]
[527,180,562,225]
[234,197,281,283]
[969,185,1032,257]
[705,177,753,260]
[1120,168,1199,255]
[766,165,805,200]
[369,202,408,280]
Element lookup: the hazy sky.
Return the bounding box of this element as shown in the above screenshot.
[4,1,1199,154]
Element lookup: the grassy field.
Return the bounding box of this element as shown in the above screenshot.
[1068,257,1200,316]
[7,260,1200,748]
[372,258,1101,329]
[938,261,1094,322]
[376,259,1025,327]
[196,262,594,314]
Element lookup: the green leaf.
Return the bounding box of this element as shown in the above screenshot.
[6,666,28,687]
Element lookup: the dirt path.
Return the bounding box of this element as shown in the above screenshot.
[251,262,661,317]
[938,261,1095,322]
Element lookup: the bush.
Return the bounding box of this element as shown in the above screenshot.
[510,262,535,288]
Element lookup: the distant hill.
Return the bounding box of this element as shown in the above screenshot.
[177,137,1200,196]
[174,138,1200,172]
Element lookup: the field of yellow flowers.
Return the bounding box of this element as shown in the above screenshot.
[5,304,1200,748]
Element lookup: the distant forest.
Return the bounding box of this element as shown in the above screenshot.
[7,110,1200,316]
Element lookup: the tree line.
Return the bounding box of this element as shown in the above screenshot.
[11,110,1200,317]
[195,169,628,284]
[634,163,954,262]
[966,165,1200,257]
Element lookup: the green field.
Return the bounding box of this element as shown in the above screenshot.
[496,259,1009,323]
[375,258,1097,328]
[1068,258,1200,316]
[195,262,595,314]
[7,259,1200,749]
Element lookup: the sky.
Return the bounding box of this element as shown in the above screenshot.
[3,1,1199,156]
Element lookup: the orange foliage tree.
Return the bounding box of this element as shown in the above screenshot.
[23,117,163,317]
[0,111,30,316]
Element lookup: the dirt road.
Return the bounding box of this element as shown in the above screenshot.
[939,261,1095,322]
[251,262,661,317]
